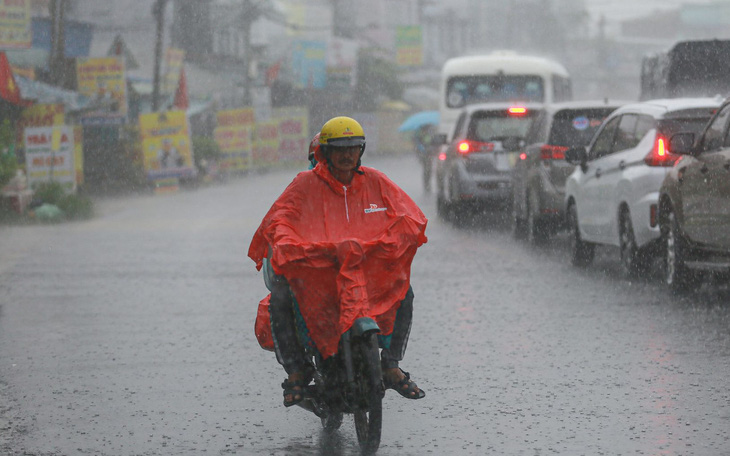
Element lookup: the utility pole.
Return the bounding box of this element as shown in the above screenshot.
[49,0,67,86]
[239,0,261,106]
[152,0,169,111]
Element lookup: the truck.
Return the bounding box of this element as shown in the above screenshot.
[640,39,730,100]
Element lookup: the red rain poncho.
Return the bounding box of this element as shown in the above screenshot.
[248,158,427,358]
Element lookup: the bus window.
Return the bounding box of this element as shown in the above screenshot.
[552,75,572,102]
[446,75,544,108]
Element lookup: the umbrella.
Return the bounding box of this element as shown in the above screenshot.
[398,110,440,132]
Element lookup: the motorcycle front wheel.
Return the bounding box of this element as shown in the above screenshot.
[353,333,383,455]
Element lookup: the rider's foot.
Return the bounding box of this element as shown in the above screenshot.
[282,372,307,407]
[383,367,425,399]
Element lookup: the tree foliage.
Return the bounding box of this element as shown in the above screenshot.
[0,119,18,188]
[354,51,403,112]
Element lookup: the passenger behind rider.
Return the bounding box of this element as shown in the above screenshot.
[253,117,426,407]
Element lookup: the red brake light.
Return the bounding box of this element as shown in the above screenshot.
[457,140,494,154]
[539,144,568,160]
[438,151,447,161]
[508,106,527,115]
[644,136,680,167]
[519,152,527,160]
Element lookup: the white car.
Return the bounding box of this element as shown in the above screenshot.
[563,97,722,276]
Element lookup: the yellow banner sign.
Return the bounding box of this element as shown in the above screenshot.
[76,57,128,119]
[139,110,195,180]
[0,0,31,49]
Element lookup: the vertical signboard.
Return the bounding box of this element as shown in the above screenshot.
[76,57,128,125]
[0,0,31,49]
[163,48,185,95]
[214,108,254,172]
[396,26,423,67]
[139,111,195,180]
[73,126,84,186]
[24,126,76,191]
[327,37,358,89]
[292,41,326,89]
[252,121,279,166]
[274,107,309,162]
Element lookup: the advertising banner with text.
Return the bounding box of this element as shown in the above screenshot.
[139,111,195,180]
[273,107,309,162]
[76,57,128,125]
[0,0,31,49]
[24,126,76,191]
[214,108,254,172]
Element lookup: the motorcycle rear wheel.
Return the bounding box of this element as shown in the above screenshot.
[353,334,383,455]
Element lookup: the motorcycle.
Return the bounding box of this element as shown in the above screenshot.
[262,258,385,454]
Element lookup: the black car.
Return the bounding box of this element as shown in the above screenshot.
[659,97,730,291]
[512,100,626,243]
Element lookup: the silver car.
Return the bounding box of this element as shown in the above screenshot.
[512,100,626,244]
[435,102,542,222]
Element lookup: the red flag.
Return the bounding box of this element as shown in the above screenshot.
[173,66,189,110]
[0,51,24,105]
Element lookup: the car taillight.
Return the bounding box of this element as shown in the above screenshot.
[540,144,568,160]
[457,140,494,154]
[644,136,681,167]
[438,151,447,161]
[508,106,527,115]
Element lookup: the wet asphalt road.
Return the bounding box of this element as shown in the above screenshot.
[1,154,730,456]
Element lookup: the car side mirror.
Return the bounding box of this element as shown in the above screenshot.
[565,146,587,167]
[669,132,695,155]
[431,133,448,146]
[501,136,524,152]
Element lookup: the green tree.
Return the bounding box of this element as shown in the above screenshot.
[354,50,404,112]
[0,118,18,187]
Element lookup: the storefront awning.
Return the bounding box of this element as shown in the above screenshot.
[14,76,92,112]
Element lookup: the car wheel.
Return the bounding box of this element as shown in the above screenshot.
[619,208,646,278]
[448,177,466,225]
[512,192,527,240]
[512,210,527,240]
[664,208,701,293]
[568,203,594,267]
[436,191,450,221]
[526,192,548,246]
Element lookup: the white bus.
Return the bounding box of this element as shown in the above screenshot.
[439,51,572,138]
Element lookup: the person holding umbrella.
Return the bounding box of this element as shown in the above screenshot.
[398,111,440,192]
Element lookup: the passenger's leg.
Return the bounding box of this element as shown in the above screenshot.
[268,274,308,405]
[380,286,413,369]
[381,287,425,399]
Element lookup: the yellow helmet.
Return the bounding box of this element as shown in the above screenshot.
[319,116,366,150]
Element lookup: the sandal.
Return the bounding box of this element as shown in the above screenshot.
[383,369,425,400]
[281,378,307,407]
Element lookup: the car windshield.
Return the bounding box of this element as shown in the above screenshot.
[548,108,617,147]
[447,75,544,107]
[468,110,537,142]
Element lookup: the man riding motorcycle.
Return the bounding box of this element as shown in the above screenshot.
[249,116,427,407]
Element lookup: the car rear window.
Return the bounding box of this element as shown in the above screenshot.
[660,107,718,137]
[468,109,538,142]
[547,108,617,147]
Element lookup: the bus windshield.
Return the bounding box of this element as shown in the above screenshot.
[446,75,544,108]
